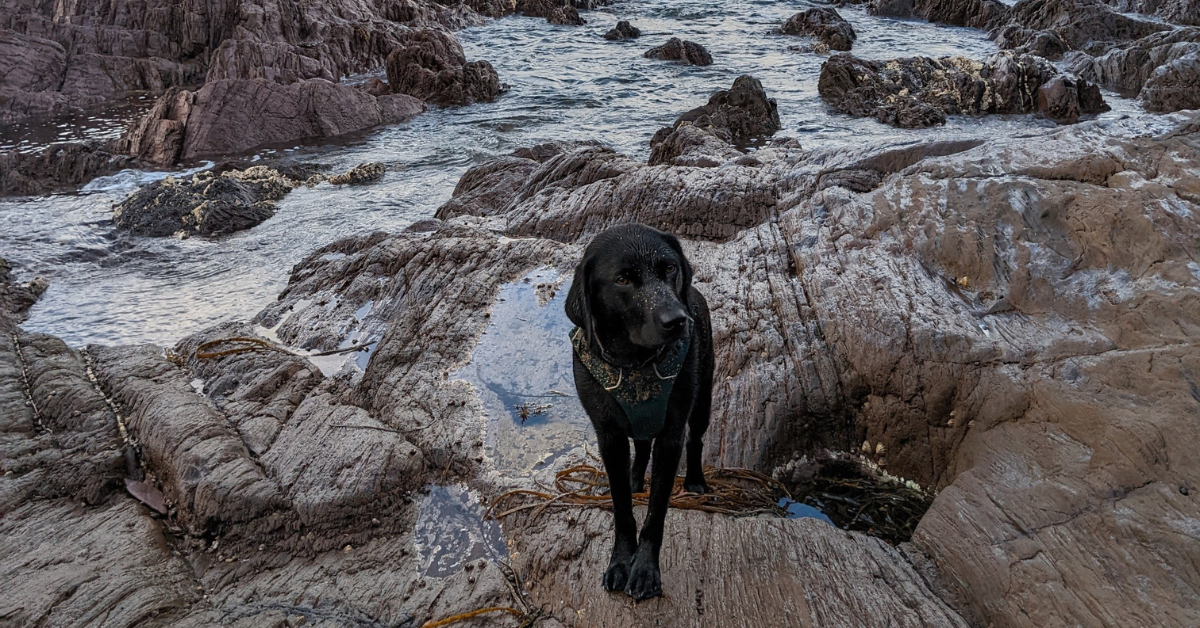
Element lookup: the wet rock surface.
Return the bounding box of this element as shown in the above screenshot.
[604,20,643,39]
[0,0,477,126]
[644,37,714,65]
[385,29,503,106]
[1067,27,1200,98]
[112,166,300,237]
[1103,0,1200,25]
[649,75,782,166]
[4,112,1200,627]
[0,141,134,197]
[782,8,858,51]
[867,0,1009,29]
[1140,50,1200,112]
[995,0,1170,54]
[818,52,1109,127]
[120,80,427,166]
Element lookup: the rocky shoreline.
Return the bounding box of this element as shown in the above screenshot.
[2,0,1200,626]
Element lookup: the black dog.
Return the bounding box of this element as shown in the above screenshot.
[565,224,714,600]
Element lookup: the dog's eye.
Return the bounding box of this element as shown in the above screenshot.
[664,264,677,274]
[614,276,630,286]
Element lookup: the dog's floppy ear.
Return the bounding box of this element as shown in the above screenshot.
[660,230,694,309]
[565,253,596,347]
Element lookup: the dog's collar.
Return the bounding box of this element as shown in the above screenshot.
[570,325,692,440]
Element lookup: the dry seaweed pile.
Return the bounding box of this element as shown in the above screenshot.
[486,464,791,522]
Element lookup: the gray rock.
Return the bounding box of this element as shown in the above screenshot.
[604,20,642,40]
[644,37,714,65]
[0,141,133,197]
[782,8,858,52]
[112,166,298,237]
[818,52,1108,128]
[1142,50,1200,112]
[649,75,782,166]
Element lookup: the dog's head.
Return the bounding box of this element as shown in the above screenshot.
[566,224,693,357]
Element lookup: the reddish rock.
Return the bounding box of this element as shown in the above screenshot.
[384,29,502,106]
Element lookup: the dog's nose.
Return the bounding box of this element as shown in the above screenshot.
[659,306,688,331]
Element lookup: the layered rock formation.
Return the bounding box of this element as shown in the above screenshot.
[1102,0,1200,25]
[118,81,426,166]
[818,52,1108,127]
[384,29,503,106]
[0,0,477,126]
[4,109,1200,626]
[1067,28,1200,112]
[433,111,1200,627]
[644,38,714,65]
[782,8,858,51]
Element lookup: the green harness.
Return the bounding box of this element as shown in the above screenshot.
[570,326,692,440]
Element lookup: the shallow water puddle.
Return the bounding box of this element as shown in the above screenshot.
[255,298,378,378]
[452,268,595,476]
[414,484,507,578]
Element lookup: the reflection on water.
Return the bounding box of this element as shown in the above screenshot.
[414,484,508,578]
[0,0,1157,348]
[451,269,596,475]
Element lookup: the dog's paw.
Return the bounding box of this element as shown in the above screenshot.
[625,557,663,601]
[683,477,709,494]
[603,561,630,592]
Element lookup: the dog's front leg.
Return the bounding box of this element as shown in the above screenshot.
[625,434,684,600]
[596,430,638,591]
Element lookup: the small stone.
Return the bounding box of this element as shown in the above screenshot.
[343,545,353,552]
[1181,486,1190,496]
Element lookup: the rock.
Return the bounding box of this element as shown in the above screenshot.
[648,123,745,167]
[782,8,858,52]
[116,87,194,167]
[1068,28,1200,94]
[649,75,782,166]
[993,25,1068,59]
[0,0,475,124]
[0,259,46,323]
[868,0,1010,28]
[997,0,1170,55]
[510,509,969,627]
[1036,75,1107,123]
[547,4,586,24]
[0,499,198,626]
[112,166,298,237]
[119,79,426,165]
[818,52,1108,128]
[431,114,1200,626]
[644,37,714,65]
[384,29,502,106]
[0,141,134,197]
[604,20,642,40]
[205,39,339,84]
[329,162,387,185]
[7,112,1200,627]
[1102,0,1200,26]
[1141,50,1200,112]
